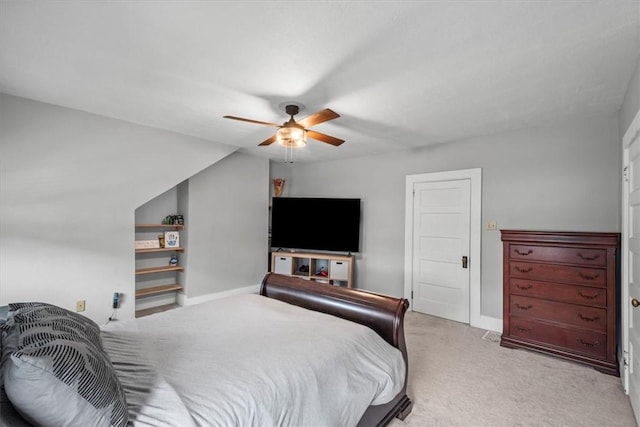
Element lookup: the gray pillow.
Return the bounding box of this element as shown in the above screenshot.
[1,303,128,427]
[0,386,33,427]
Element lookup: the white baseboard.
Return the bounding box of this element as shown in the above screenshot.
[176,284,261,306]
[472,315,503,333]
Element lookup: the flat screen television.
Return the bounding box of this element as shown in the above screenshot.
[270,197,361,253]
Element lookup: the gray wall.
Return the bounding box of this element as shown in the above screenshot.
[620,55,640,136]
[272,113,621,319]
[186,152,269,297]
[0,94,240,322]
[134,152,270,304]
[136,187,178,224]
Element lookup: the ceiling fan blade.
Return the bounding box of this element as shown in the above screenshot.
[297,109,340,128]
[258,134,278,146]
[223,115,281,127]
[306,130,345,147]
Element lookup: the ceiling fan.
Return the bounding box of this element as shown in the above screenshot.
[223,104,345,147]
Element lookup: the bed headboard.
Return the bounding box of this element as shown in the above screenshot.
[260,273,409,355]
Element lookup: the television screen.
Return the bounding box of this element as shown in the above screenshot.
[270,197,361,253]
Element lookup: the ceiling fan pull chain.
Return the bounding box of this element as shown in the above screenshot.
[284,145,294,163]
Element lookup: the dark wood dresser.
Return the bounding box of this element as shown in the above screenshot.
[500,230,620,376]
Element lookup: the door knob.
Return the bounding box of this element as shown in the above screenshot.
[462,256,468,269]
[632,298,640,308]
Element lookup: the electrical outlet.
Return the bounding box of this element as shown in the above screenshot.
[76,300,85,312]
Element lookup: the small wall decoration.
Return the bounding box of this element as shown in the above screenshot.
[135,240,160,249]
[164,231,180,248]
[273,178,285,197]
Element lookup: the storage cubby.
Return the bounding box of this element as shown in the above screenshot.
[310,259,329,283]
[293,257,311,277]
[270,252,354,288]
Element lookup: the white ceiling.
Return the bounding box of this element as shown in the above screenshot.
[1,1,639,163]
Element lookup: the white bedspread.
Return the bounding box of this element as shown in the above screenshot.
[101,294,405,427]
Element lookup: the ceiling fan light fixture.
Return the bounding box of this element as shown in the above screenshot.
[276,126,306,147]
[223,103,343,156]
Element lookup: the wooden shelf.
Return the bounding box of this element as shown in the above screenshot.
[135,265,184,275]
[136,223,184,230]
[135,247,185,254]
[135,221,184,316]
[136,303,180,318]
[135,284,183,298]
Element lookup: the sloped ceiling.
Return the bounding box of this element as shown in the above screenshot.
[1,1,639,162]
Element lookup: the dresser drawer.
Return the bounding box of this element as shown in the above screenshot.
[510,295,606,332]
[510,316,607,359]
[509,279,606,307]
[509,261,607,287]
[509,244,606,266]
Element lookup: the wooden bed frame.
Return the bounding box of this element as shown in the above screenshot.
[260,273,413,426]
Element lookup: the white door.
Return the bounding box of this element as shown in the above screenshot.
[623,109,640,422]
[410,179,470,323]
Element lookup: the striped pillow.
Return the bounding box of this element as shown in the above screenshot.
[2,303,128,427]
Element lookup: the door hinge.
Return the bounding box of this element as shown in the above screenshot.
[624,166,630,182]
[411,290,414,299]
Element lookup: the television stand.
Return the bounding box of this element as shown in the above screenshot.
[270,252,354,288]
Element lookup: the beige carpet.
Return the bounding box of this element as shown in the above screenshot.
[389,311,637,427]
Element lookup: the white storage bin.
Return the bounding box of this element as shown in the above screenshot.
[273,256,293,275]
[330,260,349,281]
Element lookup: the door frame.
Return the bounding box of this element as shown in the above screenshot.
[621,106,640,395]
[404,168,487,329]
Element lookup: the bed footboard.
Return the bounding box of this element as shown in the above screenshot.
[260,273,413,426]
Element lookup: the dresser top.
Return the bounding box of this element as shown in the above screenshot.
[500,230,620,246]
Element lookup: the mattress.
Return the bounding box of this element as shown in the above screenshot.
[101,293,406,427]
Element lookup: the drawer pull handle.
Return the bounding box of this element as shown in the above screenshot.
[577,253,600,261]
[578,314,600,322]
[576,338,600,348]
[515,326,531,332]
[515,249,533,256]
[578,272,600,281]
[515,284,533,290]
[578,291,600,300]
[515,303,533,311]
[515,266,533,273]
